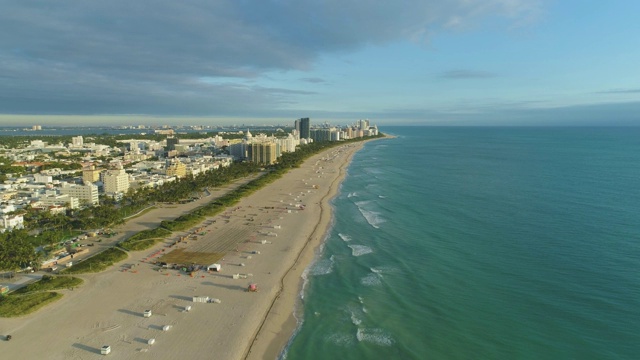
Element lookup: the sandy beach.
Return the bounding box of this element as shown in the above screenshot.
[0,140,371,360]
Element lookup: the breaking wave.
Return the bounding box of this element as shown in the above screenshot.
[348,245,373,257]
[356,328,395,346]
[338,233,352,242]
[354,200,385,229]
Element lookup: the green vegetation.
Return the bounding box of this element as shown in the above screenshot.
[0,275,82,317]
[0,229,41,272]
[0,156,26,182]
[60,247,127,274]
[119,228,172,251]
[0,291,62,317]
[13,275,83,294]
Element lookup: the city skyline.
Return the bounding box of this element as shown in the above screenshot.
[1,1,639,126]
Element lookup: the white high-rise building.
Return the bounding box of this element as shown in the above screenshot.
[103,165,130,195]
[71,136,84,147]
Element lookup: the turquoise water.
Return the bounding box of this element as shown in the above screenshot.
[283,127,640,360]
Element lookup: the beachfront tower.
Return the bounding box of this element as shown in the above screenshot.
[295,117,310,140]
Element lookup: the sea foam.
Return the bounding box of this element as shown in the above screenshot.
[360,272,382,286]
[356,328,395,346]
[338,233,352,242]
[308,256,334,276]
[354,200,385,228]
[348,245,373,257]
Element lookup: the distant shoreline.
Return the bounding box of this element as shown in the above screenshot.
[245,136,388,360]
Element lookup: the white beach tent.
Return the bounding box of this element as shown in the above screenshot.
[207,263,221,272]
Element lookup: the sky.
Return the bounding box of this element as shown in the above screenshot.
[1,0,639,126]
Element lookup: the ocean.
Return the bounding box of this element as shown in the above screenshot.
[282,127,640,360]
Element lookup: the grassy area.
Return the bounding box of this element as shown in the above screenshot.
[123,205,156,220]
[13,275,83,295]
[60,247,128,274]
[119,227,172,251]
[0,292,62,317]
[158,248,224,265]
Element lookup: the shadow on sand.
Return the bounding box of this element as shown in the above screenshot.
[117,308,141,317]
[203,282,246,291]
[72,343,100,354]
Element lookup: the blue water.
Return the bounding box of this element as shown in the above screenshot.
[283,127,640,360]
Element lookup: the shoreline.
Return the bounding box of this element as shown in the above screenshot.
[0,137,383,360]
[244,139,378,360]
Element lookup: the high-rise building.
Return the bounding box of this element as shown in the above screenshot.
[250,143,277,165]
[358,119,370,130]
[295,117,310,139]
[165,159,187,178]
[165,137,179,151]
[71,136,84,147]
[103,165,130,195]
[83,165,102,184]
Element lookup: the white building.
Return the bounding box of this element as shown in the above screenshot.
[103,165,130,196]
[71,136,84,147]
[35,193,80,210]
[34,174,53,184]
[60,182,99,206]
[1,214,24,232]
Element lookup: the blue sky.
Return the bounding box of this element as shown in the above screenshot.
[1,0,639,126]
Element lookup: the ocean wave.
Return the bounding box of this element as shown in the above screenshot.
[308,257,334,276]
[370,265,399,274]
[350,311,362,326]
[360,272,382,286]
[347,192,358,198]
[356,328,395,346]
[326,333,354,347]
[348,245,373,257]
[354,201,385,228]
[338,233,352,242]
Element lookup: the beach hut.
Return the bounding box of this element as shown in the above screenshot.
[147,338,155,345]
[193,296,210,303]
[162,325,172,331]
[248,283,258,292]
[207,263,221,272]
[100,345,111,355]
[143,310,152,318]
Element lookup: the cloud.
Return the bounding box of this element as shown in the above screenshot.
[438,70,498,79]
[300,77,326,84]
[0,1,541,117]
[597,88,640,94]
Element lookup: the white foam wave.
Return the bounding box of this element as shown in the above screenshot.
[327,333,354,347]
[370,265,399,274]
[338,233,352,242]
[347,192,358,198]
[350,311,362,326]
[308,257,334,276]
[348,245,373,257]
[356,328,395,346]
[354,201,385,229]
[360,272,382,286]
[378,195,386,199]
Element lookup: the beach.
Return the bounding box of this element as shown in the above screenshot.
[0,141,370,360]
